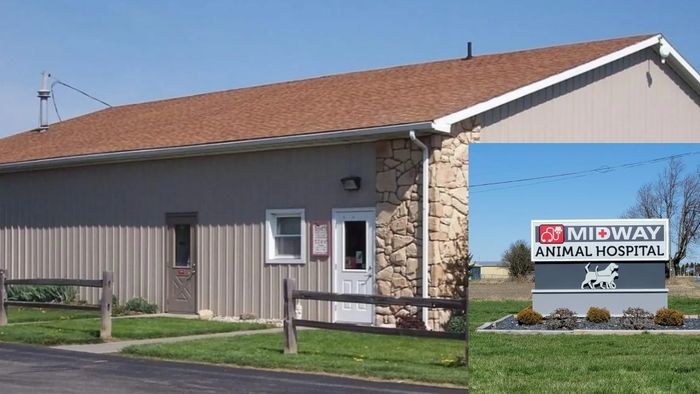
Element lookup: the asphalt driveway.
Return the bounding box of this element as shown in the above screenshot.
[0,343,465,394]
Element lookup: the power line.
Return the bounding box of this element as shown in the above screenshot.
[470,173,592,194]
[52,80,111,107]
[50,82,62,122]
[49,77,112,123]
[470,151,700,191]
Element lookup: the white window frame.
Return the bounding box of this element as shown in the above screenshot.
[265,208,306,264]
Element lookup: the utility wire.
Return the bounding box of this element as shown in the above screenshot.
[49,77,112,123]
[50,82,62,122]
[471,151,700,190]
[471,173,592,194]
[52,80,111,107]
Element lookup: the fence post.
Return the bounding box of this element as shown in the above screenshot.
[283,278,298,354]
[100,271,113,340]
[0,269,6,326]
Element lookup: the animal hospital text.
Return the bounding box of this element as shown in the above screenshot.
[534,244,665,259]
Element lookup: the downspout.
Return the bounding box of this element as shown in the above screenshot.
[409,131,430,327]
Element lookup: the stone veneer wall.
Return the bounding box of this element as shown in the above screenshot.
[425,132,471,329]
[375,139,423,326]
[375,131,473,330]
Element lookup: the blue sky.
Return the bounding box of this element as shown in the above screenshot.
[1,2,699,262]
[1,1,699,135]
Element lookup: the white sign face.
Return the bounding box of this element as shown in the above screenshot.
[531,219,669,262]
[311,222,329,257]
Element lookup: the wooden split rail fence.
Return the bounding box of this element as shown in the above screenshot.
[282,278,468,367]
[0,270,114,339]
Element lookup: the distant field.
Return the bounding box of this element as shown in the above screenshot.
[469,279,533,300]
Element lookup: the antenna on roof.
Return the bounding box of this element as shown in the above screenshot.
[465,42,473,60]
[37,71,51,131]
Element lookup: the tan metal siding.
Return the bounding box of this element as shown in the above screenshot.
[0,143,375,321]
[195,220,330,320]
[0,224,166,306]
[480,48,700,142]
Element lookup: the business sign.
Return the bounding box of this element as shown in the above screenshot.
[531,219,669,262]
[531,218,670,315]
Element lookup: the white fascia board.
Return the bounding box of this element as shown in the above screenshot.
[0,121,434,174]
[432,34,664,132]
[659,37,700,92]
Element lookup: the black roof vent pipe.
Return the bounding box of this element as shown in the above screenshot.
[465,42,473,60]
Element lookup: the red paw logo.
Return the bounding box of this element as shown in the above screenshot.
[539,224,565,244]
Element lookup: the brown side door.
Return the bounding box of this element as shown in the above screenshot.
[165,213,197,314]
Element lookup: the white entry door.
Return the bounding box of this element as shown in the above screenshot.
[333,208,375,324]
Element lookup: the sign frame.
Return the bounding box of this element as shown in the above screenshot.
[531,218,670,263]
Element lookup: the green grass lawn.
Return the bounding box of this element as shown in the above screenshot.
[5,307,100,324]
[669,296,700,314]
[0,317,273,346]
[122,296,700,391]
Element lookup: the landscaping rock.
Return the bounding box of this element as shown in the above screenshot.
[212,315,283,327]
[197,309,214,320]
[484,314,700,331]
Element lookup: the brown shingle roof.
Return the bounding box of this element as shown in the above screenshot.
[0,34,654,165]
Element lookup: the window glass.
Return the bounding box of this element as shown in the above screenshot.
[276,217,301,235]
[175,224,191,267]
[344,220,366,270]
[275,236,302,257]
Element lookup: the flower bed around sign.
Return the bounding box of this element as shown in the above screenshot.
[482,306,698,331]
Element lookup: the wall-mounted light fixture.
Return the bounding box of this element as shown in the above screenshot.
[341,176,361,191]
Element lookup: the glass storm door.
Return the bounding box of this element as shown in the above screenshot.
[333,209,375,324]
[166,215,197,314]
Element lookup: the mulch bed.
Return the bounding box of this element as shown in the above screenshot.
[483,315,700,331]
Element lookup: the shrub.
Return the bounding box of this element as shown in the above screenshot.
[444,313,466,333]
[6,285,76,304]
[621,307,653,330]
[123,297,158,314]
[503,240,533,278]
[545,308,577,330]
[396,314,426,330]
[111,295,126,316]
[239,313,257,320]
[586,307,611,323]
[444,217,472,298]
[516,306,542,325]
[654,308,684,326]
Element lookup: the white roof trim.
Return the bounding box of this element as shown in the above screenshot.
[431,34,678,132]
[659,36,700,91]
[0,121,434,174]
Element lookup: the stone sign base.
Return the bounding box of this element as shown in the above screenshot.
[533,289,668,316]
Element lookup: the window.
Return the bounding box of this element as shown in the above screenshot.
[266,209,306,264]
[174,224,192,267]
[165,212,197,268]
[343,221,367,270]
